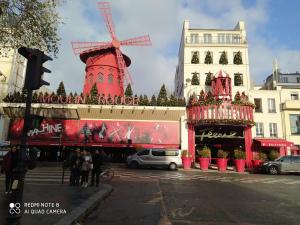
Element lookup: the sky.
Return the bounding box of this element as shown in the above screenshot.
[47,0,300,95]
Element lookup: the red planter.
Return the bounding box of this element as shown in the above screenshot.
[198,157,210,170]
[252,159,263,168]
[217,158,227,172]
[182,157,192,169]
[235,159,246,172]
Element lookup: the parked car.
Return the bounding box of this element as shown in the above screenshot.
[126,148,182,170]
[260,155,300,175]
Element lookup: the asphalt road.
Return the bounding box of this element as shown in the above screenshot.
[84,167,300,225]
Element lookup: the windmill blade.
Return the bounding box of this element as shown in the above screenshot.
[120,35,152,46]
[115,48,133,87]
[98,2,117,40]
[71,41,112,55]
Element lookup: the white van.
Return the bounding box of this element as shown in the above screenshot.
[126,148,182,170]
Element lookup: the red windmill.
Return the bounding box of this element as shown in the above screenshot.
[71,2,151,97]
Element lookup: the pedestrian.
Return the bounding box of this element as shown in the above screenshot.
[80,150,92,188]
[70,148,81,186]
[1,145,18,194]
[91,149,103,187]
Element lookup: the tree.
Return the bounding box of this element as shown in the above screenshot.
[56,81,66,96]
[205,72,212,86]
[89,83,99,104]
[21,88,27,102]
[169,94,177,106]
[191,72,200,85]
[234,51,243,65]
[199,90,205,103]
[143,95,149,106]
[32,92,38,103]
[139,95,144,105]
[191,51,199,64]
[204,51,213,64]
[0,0,63,57]
[234,91,241,102]
[150,95,157,106]
[219,51,228,65]
[125,84,133,97]
[157,84,168,106]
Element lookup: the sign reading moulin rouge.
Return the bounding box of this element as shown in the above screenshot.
[38,94,139,105]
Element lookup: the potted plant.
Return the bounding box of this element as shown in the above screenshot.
[234,149,246,172]
[252,152,267,168]
[197,146,211,171]
[217,149,228,172]
[269,150,279,161]
[181,150,193,169]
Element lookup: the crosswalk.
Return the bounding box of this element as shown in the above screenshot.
[0,166,299,186]
[112,168,300,185]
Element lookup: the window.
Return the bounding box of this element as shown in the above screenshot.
[256,122,264,137]
[190,33,199,44]
[137,149,150,156]
[152,149,165,156]
[97,73,104,83]
[204,34,212,43]
[269,123,278,137]
[291,92,299,100]
[267,98,276,113]
[88,73,93,84]
[280,77,288,83]
[226,34,231,44]
[297,77,300,83]
[108,74,113,84]
[232,34,241,44]
[290,115,300,135]
[254,98,262,113]
[292,156,300,163]
[218,33,225,43]
[191,51,199,64]
[234,73,243,86]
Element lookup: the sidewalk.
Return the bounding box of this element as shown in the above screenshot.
[0,181,112,225]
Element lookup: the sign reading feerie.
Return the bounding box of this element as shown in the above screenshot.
[196,128,243,141]
[38,94,139,105]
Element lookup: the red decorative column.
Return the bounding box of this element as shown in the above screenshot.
[244,126,253,168]
[279,147,285,156]
[188,123,195,161]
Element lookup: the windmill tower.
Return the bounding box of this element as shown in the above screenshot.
[71,2,151,97]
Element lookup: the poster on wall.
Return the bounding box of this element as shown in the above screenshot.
[9,119,180,146]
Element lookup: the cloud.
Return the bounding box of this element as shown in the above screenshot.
[47,0,300,95]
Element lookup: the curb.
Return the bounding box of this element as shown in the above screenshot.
[53,184,113,225]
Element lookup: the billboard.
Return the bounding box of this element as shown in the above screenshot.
[9,119,180,146]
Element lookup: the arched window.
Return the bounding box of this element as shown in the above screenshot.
[97,73,104,83]
[108,74,113,84]
[88,73,93,84]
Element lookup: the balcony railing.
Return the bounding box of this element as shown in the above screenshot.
[188,103,254,126]
[186,36,247,45]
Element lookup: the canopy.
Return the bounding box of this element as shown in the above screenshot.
[254,138,294,148]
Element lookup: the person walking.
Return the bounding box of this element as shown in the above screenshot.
[91,149,103,187]
[1,145,18,194]
[80,150,92,188]
[69,148,81,186]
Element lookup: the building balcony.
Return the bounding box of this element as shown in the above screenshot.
[281,100,300,110]
[187,103,255,126]
[185,36,247,45]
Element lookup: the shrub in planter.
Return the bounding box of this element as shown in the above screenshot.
[181,150,193,169]
[234,149,246,172]
[197,146,211,171]
[252,152,267,168]
[269,150,279,161]
[217,149,228,172]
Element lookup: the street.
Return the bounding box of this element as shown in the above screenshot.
[84,166,300,225]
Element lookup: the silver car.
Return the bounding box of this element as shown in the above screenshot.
[127,148,182,170]
[261,155,300,175]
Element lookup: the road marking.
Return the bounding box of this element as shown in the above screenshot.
[285,180,300,185]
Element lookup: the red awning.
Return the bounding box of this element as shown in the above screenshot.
[254,138,294,148]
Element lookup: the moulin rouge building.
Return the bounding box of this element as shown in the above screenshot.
[1,4,298,164]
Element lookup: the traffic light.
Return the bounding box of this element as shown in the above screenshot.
[18,47,52,90]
